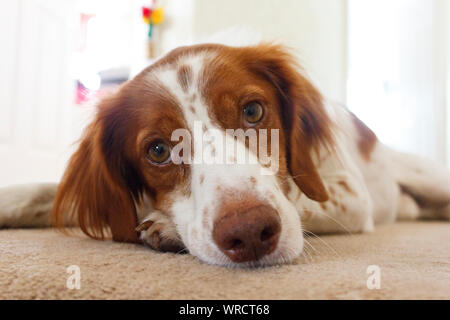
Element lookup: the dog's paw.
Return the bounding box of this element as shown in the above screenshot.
[136,211,185,253]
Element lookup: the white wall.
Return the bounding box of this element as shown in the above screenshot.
[446,0,450,168]
[0,0,148,187]
[170,0,348,103]
[347,0,448,166]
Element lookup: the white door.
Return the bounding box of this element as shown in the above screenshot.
[0,0,84,187]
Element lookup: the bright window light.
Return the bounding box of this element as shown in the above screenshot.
[347,0,446,163]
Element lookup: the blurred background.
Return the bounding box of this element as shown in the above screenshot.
[0,0,449,186]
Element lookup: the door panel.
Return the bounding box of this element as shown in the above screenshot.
[0,0,77,187]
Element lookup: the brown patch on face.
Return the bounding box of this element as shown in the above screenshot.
[199,174,205,184]
[331,198,338,206]
[350,112,377,161]
[249,176,257,187]
[133,87,192,208]
[337,180,355,195]
[177,64,193,92]
[320,202,327,210]
[188,105,196,114]
[340,203,347,212]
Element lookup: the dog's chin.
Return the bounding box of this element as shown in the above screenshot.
[190,235,304,268]
[198,248,303,268]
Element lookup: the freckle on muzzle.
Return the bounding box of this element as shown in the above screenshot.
[212,205,281,263]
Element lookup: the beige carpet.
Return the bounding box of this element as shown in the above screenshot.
[0,222,449,300]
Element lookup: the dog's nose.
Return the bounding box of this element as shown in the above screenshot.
[213,205,281,263]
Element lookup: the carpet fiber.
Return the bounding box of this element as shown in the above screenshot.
[1,222,449,299]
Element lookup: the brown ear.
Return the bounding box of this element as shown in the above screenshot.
[245,44,333,202]
[51,94,143,242]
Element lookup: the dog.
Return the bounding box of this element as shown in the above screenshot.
[1,43,449,267]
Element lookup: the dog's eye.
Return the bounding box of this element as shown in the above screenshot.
[147,141,171,164]
[243,102,264,124]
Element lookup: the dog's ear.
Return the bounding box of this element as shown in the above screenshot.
[51,92,144,242]
[245,44,333,202]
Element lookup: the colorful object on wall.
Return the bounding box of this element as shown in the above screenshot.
[142,3,165,58]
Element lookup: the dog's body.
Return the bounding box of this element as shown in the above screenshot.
[1,42,449,267]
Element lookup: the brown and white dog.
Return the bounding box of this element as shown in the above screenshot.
[1,43,450,267]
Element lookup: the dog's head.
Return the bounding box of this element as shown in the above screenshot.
[52,43,333,267]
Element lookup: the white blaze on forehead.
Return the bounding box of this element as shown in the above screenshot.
[148,51,231,168]
[148,51,218,131]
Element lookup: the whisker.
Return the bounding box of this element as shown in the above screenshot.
[176,247,189,254]
[301,240,314,264]
[303,230,341,258]
[301,209,353,235]
[303,237,319,254]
